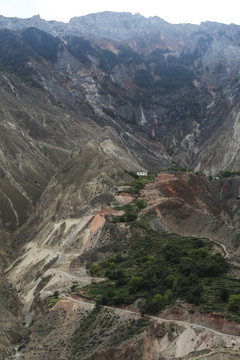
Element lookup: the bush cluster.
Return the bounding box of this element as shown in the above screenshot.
[82,229,230,315]
[112,200,146,223]
[216,170,238,179]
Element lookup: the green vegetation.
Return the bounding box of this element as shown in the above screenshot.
[75,170,240,321]
[73,306,100,342]
[216,170,239,179]
[46,290,60,308]
[162,166,190,172]
[112,200,147,223]
[199,277,240,320]
[128,177,155,195]
[124,171,139,179]
[228,294,240,315]
[72,306,150,355]
[109,317,151,346]
[209,170,240,181]
[112,172,154,223]
[78,222,236,316]
[72,305,101,354]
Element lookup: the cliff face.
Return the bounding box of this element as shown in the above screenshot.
[0,15,240,172]
[0,14,239,173]
[0,12,196,42]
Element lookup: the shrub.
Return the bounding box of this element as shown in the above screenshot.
[90,263,100,276]
[185,284,203,305]
[228,294,240,314]
[217,171,238,179]
[53,290,60,298]
[152,293,168,309]
[129,276,146,293]
[219,288,229,302]
[163,244,185,263]
[125,171,139,178]
[166,166,189,172]
[46,290,60,308]
[107,270,124,281]
[165,274,176,289]
[146,290,172,313]
[135,199,146,210]
[47,298,59,308]
[71,284,78,292]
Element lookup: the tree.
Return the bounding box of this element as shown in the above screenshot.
[165,274,176,289]
[228,294,240,314]
[150,290,172,313]
[129,276,145,293]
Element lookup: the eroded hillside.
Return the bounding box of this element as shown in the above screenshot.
[3,170,240,359]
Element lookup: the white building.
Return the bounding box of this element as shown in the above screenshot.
[137,172,148,176]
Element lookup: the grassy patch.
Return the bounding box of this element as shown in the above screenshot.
[109,317,151,346]
[73,306,100,341]
[128,177,155,194]
[112,199,147,223]
[72,306,101,355]
[71,306,151,356]
[121,172,156,195]
[199,276,240,321]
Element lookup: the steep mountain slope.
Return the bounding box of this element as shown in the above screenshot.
[0,28,171,356]
[1,13,240,175]
[4,169,240,359]
[1,12,240,360]
[0,63,168,357]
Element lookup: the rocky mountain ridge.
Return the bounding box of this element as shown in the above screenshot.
[0,12,196,42]
[1,13,240,173]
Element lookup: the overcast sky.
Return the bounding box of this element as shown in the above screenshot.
[0,0,240,25]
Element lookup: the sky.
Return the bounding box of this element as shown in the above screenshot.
[0,0,240,25]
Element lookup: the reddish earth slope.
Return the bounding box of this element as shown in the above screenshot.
[140,172,240,261]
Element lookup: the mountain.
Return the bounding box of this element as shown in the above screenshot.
[1,12,240,359]
[2,13,240,174]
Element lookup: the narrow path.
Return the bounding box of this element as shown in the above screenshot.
[61,294,240,340]
[49,269,105,282]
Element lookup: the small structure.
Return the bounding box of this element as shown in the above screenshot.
[137,171,148,176]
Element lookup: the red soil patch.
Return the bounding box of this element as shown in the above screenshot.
[90,214,106,236]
